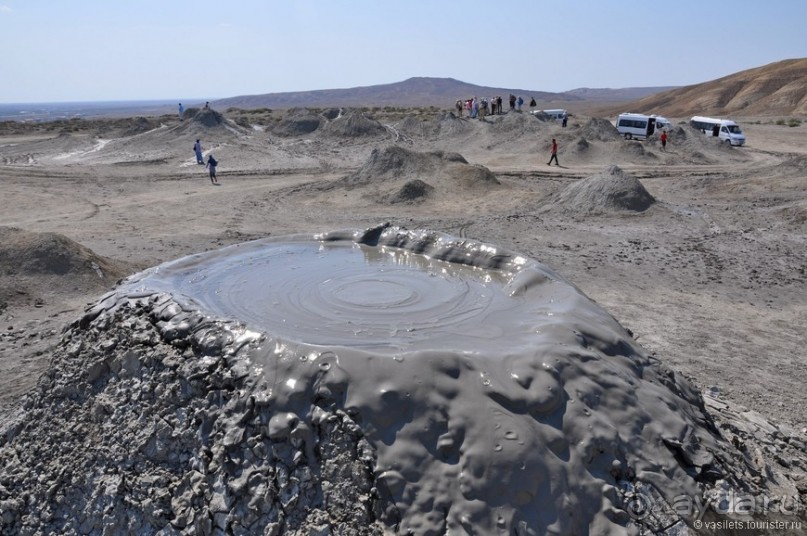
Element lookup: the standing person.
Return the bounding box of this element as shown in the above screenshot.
[496,95,502,114]
[547,138,560,166]
[206,154,218,184]
[562,112,568,128]
[178,103,184,120]
[456,99,463,117]
[194,139,204,164]
[517,96,524,111]
[660,130,668,151]
[529,97,536,109]
[509,94,516,111]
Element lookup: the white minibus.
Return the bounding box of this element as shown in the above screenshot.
[616,113,656,140]
[689,116,746,146]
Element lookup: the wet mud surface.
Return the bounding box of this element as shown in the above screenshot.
[19,225,737,534]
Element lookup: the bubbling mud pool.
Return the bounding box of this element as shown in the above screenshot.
[112,225,723,534]
[131,229,577,354]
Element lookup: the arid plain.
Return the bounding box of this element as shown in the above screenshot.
[1,105,806,533]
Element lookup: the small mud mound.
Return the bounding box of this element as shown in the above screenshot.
[669,125,690,143]
[326,146,499,204]
[433,112,472,137]
[340,146,491,187]
[383,179,435,204]
[580,117,622,141]
[272,109,322,137]
[488,111,542,133]
[396,116,431,138]
[322,110,387,138]
[345,146,464,185]
[664,125,752,165]
[618,141,658,159]
[548,165,656,214]
[0,227,126,277]
[689,150,714,164]
[321,108,341,120]
[192,108,226,128]
[572,137,591,153]
[0,227,131,308]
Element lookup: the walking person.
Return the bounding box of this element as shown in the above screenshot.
[547,138,560,166]
[206,154,218,184]
[194,139,204,164]
[660,130,668,151]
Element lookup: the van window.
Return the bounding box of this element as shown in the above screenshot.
[690,120,713,131]
[727,125,742,134]
[619,119,647,129]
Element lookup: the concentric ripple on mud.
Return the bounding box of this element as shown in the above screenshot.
[134,239,520,351]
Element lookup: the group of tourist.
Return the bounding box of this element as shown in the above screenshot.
[453,96,562,166]
[455,94,542,119]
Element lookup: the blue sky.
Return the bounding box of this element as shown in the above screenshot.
[1,0,805,103]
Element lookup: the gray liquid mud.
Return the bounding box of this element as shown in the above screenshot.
[135,238,571,354]
[119,226,721,534]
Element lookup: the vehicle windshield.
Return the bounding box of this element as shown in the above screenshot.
[727,125,742,134]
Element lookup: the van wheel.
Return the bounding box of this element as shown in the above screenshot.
[624,133,632,140]
[725,139,733,146]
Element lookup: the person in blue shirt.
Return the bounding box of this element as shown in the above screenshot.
[194,139,204,164]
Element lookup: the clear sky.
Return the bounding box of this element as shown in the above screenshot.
[1,0,805,103]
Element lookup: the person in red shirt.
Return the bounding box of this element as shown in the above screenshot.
[547,138,559,166]
[660,130,668,151]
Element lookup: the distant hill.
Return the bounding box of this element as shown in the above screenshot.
[605,58,807,117]
[212,78,688,112]
[213,77,585,110]
[563,87,678,102]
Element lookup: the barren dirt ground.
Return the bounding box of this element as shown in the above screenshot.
[1,111,805,439]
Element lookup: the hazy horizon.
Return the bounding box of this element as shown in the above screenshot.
[1,0,805,103]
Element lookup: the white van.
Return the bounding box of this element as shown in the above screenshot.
[530,108,567,121]
[690,116,746,146]
[651,115,673,130]
[616,113,657,140]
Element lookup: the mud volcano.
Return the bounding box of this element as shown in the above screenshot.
[0,225,733,535]
[547,165,656,214]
